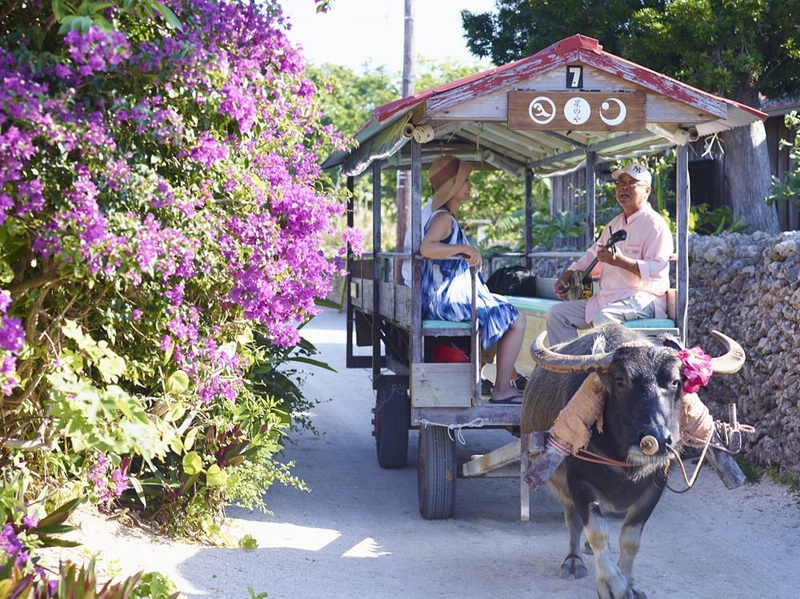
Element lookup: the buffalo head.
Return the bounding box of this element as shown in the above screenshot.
[526,325,744,471]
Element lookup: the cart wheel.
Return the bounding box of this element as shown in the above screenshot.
[417,424,456,520]
[373,387,410,469]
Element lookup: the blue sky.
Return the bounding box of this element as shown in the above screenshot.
[282,0,496,73]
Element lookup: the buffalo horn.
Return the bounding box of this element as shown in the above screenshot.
[530,332,616,373]
[709,331,746,374]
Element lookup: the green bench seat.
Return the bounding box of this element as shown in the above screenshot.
[622,318,677,329]
[506,295,560,317]
[422,294,677,338]
[505,294,677,333]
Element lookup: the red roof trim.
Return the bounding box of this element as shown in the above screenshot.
[552,33,602,54]
[364,33,765,133]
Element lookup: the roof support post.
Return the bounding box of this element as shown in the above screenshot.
[585,151,597,245]
[676,144,690,344]
[346,176,356,368]
[524,167,533,269]
[410,140,423,366]
[372,161,383,381]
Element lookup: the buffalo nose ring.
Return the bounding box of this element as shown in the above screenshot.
[640,435,659,456]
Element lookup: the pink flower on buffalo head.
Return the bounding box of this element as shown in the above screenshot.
[678,346,713,394]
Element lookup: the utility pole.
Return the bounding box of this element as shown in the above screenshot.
[395,0,415,282]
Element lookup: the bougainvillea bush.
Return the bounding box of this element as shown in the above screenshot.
[0,0,355,576]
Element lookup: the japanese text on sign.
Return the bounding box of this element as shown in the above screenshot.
[508,91,645,131]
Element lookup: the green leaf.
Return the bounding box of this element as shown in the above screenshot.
[290,356,337,372]
[31,523,75,536]
[58,15,94,33]
[152,0,183,31]
[166,370,190,394]
[129,476,147,510]
[205,464,228,487]
[238,534,258,550]
[36,497,86,529]
[52,0,71,21]
[165,401,187,423]
[33,536,83,548]
[162,342,175,365]
[182,451,203,475]
[60,319,83,343]
[0,260,14,284]
[183,427,198,451]
[98,354,127,383]
[85,2,114,13]
[314,297,342,311]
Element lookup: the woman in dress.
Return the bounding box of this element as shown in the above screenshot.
[420,156,526,403]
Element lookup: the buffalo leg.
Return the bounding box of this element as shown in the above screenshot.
[560,503,588,579]
[617,522,644,588]
[584,501,646,599]
[616,481,664,596]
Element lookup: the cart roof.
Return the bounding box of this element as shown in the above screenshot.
[322,34,766,178]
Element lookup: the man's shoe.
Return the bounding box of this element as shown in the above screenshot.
[513,373,529,391]
[480,378,494,397]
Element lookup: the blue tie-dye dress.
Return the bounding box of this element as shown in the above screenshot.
[422,209,519,349]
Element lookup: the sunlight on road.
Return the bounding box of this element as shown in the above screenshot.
[241,521,341,551]
[341,537,391,558]
[228,519,390,558]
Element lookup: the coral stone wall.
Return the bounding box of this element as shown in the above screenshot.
[687,232,800,480]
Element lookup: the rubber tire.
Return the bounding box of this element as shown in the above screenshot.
[374,387,410,469]
[417,424,457,520]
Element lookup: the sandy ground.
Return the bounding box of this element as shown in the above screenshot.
[47,307,800,599]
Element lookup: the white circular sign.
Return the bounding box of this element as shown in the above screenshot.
[528,96,556,125]
[599,97,627,126]
[564,97,591,125]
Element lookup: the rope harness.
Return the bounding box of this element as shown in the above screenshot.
[552,428,745,493]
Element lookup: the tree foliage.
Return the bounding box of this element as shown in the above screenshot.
[627,0,800,107]
[462,0,800,108]
[462,0,666,67]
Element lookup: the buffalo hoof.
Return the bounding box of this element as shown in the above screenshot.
[597,580,648,599]
[559,553,588,579]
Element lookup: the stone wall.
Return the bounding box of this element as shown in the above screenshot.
[687,232,800,480]
[526,232,800,478]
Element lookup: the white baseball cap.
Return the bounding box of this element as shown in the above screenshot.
[611,163,652,186]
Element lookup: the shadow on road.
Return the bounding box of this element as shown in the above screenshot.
[174,308,800,599]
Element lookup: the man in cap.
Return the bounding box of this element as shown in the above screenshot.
[527,163,749,490]
[546,163,672,345]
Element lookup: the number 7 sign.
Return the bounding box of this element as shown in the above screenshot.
[566,65,583,89]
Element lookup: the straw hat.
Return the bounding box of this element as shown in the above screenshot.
[429,156,473,210]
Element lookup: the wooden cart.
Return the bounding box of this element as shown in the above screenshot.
[324,34,766,520]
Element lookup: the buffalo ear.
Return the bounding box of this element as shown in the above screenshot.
[660,333,684,351]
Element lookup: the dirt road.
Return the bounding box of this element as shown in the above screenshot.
[65,307,800,598]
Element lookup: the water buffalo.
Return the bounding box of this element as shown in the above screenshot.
[521,323,744,599]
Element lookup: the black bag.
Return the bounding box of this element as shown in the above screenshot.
[486,266,538,297]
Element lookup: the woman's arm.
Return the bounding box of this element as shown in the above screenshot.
[420,212,482,269]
